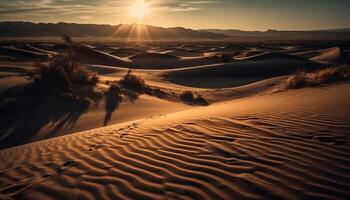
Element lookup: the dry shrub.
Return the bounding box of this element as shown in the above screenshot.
[29,55,99,93]
[180,91,209,105]
[195,95,209,106]
[119,69,146,91]
[282,66,350,89]
[28,34,99,94]
[180,91,195,102]
[108,81,122,93]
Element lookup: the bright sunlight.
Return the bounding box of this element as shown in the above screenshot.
[128,0,150,20]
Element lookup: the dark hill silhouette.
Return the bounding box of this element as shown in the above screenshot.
[0,22,228,39]
[201,28,350,40]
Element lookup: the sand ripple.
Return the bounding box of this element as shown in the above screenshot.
[1,84,350,199]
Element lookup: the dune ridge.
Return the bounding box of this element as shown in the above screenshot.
[163,53,324,88]
[1,83,349,199]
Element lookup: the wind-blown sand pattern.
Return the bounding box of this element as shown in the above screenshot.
[1,83,349,200]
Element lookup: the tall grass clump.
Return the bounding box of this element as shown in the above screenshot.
[282,66,350,89]
[119,69,146,91]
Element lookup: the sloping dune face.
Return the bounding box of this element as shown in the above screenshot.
[109,48,147,57]
[310,47,345,64]
[77,46,132,67]
[0,46,48,61]
[165,53,324,88]
[1,83,349,199]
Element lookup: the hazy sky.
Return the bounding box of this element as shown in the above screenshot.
[1,0,350,30]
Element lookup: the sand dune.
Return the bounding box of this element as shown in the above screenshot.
[129,53,223,69]
[164,53,323,88]
[0,46,48,61]
[14,44,56,55]
[77,46,132,67]
[292,47,348,64]
[1,41,349,199]
[109,48,147,57]
[1,83,349,199]
[129,52,179,60]
[0,93,189,149]
[158,48,203,57]
[76,47,220,69]
[310,47,346,64]
[239,52,310,61]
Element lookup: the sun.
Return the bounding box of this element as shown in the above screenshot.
[128,0,150,20]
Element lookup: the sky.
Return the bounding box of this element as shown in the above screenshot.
[0,0,350,31]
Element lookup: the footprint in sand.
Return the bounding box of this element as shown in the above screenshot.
[88,144,104,151]
[56,161,79,174]
[120,133,129,138]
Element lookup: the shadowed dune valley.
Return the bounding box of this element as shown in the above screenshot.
[1,1,350,200]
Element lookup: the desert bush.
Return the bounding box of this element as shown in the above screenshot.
[180,91,195,102]
[180,91,209,105]
[28,34,99,93]
[119,69,146,91]
[282,66,350,89]
[108,81,122,93]
[147,88,167,98]
[195,95,209,106]
[29,56,99,93]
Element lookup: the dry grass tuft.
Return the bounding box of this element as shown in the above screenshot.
[119,69,146,91]
[180,91,209,105]
[29,56,99,94]
[28,34,99,95]
[281,66,350,90]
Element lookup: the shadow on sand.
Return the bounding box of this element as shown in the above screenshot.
[0,85,140,149]
[103,87,122,126]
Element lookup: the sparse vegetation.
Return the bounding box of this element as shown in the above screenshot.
[118,70,208,106]
[27,35,99,95]
[108,81,122,93]
[119,69,146,91]
[180,91,195,102]
[195,94,209,105]
[180,91,209,105]
[281,66,350,89]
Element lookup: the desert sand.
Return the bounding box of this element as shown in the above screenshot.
[1,41,350,199]
[1,82,350,199]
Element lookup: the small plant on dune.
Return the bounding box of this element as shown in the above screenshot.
[281,65,350,90]
[180,91,209,105]
[119,69,146,91]
[108,81,122,93]
[195,94,209,106]
[180,91,195,102]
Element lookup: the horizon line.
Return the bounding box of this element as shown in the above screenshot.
[1,20,350,32]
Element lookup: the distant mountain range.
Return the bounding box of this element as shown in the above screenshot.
[200,28,350,39]
[0,22,349,40]
[0,22,227,39]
